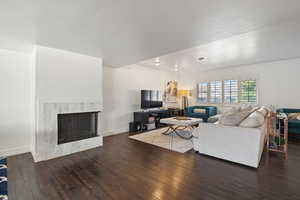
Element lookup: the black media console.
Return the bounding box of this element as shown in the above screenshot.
[130,108,183,134]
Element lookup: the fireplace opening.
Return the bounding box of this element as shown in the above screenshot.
[57,112,98,144]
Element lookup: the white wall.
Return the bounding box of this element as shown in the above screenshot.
[0,45,103,157]
[179,58,300,109]
[35,46,103,102]
[0,49,34,156]
[34,46,103,155]
[101,65,175,136]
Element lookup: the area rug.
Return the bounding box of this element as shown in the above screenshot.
[0,157,8,200]
[129,127,193,153]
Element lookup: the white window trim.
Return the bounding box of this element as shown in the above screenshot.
[197,79,258,105]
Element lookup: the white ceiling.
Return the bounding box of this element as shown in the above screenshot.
[139,21,300,71]
[1,0,300,67]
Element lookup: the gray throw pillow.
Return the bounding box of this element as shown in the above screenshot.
[220,110,252,126]
[239,111,265,128]
[208,114,222,123]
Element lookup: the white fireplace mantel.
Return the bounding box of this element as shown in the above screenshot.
[33,100,103,162]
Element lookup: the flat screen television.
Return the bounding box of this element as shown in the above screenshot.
[141,90,163,109]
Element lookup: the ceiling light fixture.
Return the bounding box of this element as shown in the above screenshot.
[198,57,205,62]
[174,64,179,72]
[155,57,160,66]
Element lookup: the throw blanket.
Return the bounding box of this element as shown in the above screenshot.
[0,158,7,200]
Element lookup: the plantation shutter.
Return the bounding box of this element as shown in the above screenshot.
[209,81,222,103]
[224,80,238,103]
[240,80,257,103]
[198,82,208,103]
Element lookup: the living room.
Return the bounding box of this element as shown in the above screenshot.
[1,1,300,200]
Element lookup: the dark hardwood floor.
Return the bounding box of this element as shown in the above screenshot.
[8,133,300,200]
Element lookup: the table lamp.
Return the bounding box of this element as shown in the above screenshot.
[179,89,191,110]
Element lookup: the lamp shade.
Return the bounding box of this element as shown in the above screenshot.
[179,89,191,96]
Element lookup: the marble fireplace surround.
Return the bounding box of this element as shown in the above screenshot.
[33,100,103,162]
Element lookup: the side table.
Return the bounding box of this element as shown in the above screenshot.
[267,112,288,157]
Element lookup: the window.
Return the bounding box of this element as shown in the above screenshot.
[240,80,257,103]
[224,80,238,103]
[198,82,208,103]
[197,79,257,104]
[209,81,222,103]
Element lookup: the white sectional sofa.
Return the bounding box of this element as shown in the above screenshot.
[192,121,267,168]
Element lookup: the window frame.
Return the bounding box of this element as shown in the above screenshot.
[197,79,257,104]
[239,80,257,104]
[197,82,209,103]
[223,79,239,104]
[209,80,223,104]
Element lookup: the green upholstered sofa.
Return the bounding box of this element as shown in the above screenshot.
[277,108,300,138]
[184,106,217,122]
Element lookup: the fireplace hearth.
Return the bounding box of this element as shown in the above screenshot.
[58,112,98,144]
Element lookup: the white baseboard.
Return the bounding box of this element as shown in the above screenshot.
[0,145,31,157]
[0,128,127,158]
[101,127,128,137]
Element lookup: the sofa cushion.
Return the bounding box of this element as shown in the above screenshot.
[257,106,268,116]
[222,106,240,114]
[220,110,252,126]
[239,111,265,128]
[288,120,300,128]
[240,104,253,112]
[288,127,300,134]
[193,108,206,113]
[288,113,300,120]
[278,108,300,114]
[188,113,206,118]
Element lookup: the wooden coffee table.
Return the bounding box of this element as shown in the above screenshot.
[160,117,202,139]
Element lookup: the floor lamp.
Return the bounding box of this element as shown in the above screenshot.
[179,90,191,110]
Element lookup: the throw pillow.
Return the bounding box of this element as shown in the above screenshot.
[257,106,268,116]
[219,110,252,126]
[288,113,300,120]
[194,108,206,113]
[208,114,222,123]
[239,111,265,128]
[250,106,260,113]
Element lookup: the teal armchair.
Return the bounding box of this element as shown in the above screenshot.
[277,108,300,138]
[184,106,217,122]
